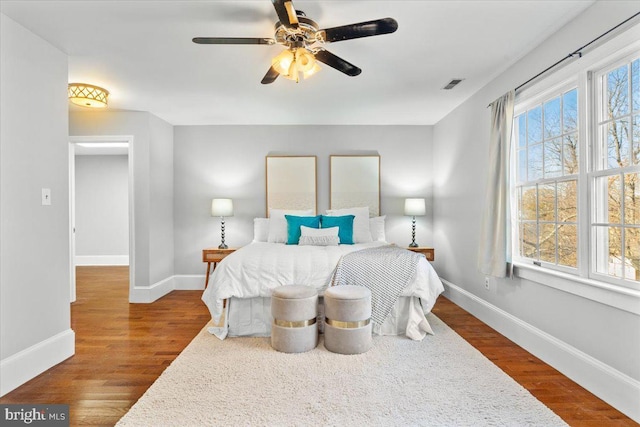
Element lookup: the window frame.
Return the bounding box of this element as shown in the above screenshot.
[512,78,584,277]
[589,51,640,289]
[510,35,640,298]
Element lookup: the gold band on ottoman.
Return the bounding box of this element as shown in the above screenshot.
[325,317,371,329]
[273,318,317,328]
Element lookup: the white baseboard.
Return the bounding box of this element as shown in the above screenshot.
[441,279,640,424]
[128,275,205,303]
[129,276,175,303]
[0,329,75,397]
[75,255,129,266]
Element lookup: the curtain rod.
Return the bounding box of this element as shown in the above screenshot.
[514,11,640,93]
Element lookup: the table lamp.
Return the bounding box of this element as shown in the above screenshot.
[211,198,233,249]
[404,198,425,248]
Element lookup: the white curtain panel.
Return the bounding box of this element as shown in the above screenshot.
[478,90,515,278]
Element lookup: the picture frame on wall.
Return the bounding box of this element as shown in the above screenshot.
[330,154,380,216]
[265,155,317,216]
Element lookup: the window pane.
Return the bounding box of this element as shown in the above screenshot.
[563,133,579,174]
[632,58,639,113]
[563,89,578,132]
[517,114,527,148]
[538,184,556,221]
[609,175,622,224]
[558,224,577,267]
[595,226,622,277]
[517,187,522,218]
[519,223,524,256]
[607,64,629,119]
[539,223,556,263]
[626,228,640,281]
[607,119,630,169]
[527,106,542,144]
[522,186,537,220]
[518,150,527,182]
[544,138,562,178]
[595,175,621,224]
[634,115,639,165]
[608,226,623,278]
[528,143,543,180]
[522,222,538,259]
[625,172,640,225]
[557,180,577,223]
[544,96,561,138]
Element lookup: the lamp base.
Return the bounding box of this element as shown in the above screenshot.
[409,217,418,248]
[218,243,228,249]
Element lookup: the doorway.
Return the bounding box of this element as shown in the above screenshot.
[68,136,135,302]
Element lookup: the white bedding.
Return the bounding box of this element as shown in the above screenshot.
[201,241,444,340]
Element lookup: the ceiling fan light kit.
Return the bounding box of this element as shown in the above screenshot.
[193,0,398,84]
[272,47,321,83]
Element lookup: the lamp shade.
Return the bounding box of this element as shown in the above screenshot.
[404,198,426,216]
[211,198,234,217]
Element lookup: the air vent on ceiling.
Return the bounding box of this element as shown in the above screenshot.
[443,79,464,90]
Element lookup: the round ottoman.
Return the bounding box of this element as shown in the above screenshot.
[324,285,372,355]
[271,285,318,353]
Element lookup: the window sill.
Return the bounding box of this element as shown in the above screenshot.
[513,262,640,315]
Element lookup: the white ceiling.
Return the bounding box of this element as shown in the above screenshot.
[1,0,596,126]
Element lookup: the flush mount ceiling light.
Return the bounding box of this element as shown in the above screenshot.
[68,83,109,108]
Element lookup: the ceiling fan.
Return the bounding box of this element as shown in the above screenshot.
[192,0,398,84]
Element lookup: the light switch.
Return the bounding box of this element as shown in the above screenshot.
[42,188,51,205]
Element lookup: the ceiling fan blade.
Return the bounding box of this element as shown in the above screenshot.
[271,0,299,28]
[192,37,275,45]
[261,66,280,84]
[320,18,398,43]
[314,50,361,77]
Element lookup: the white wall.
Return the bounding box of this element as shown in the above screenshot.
[173,125,434,275]
[69,111,174,300]
[0,14,73,395]
[432,2,640,421]
[149,115,175,285]
[75,154,129,265]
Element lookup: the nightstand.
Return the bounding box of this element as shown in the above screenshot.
[406,247,435,261]
[202,248,236,288]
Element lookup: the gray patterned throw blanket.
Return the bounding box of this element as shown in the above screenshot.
[331,245,424,326]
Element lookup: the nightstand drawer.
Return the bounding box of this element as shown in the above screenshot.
[202,248,236,263]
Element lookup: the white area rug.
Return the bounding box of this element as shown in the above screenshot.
[117,315,567,426]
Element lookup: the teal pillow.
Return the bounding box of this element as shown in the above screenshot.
[321,215,355,244]
[285,215,321,245]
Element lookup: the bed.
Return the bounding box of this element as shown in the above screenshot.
[202,211,444,341]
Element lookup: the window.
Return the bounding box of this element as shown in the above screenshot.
[514,87,579,270]
[513,51,640,289]
[592,56,640,284]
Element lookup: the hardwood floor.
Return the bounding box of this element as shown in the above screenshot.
[1,266,636,426]
[432,298,638,427]
[0,266,210,426]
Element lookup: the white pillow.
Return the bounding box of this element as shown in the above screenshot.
[267,208,314,243]
[369,215,386,242]
[300,225,339,237]
[299,235,340,246]
[325,207,373,243]
[253,218,270,242]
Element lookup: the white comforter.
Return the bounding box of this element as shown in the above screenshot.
[202,241,444,340]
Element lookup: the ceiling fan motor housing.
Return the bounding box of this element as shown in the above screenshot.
[274,15,321,48]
